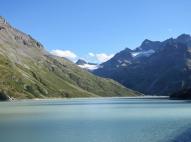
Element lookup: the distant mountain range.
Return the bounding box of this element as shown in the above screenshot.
[0,16,139,100]
[93,34,191,96]
[76,59,98,70]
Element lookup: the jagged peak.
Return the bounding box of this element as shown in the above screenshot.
[0,16,8,25]
[0,16,44,49]
[76,59,87,65]
[163,37,174,44]
[141,39,153,45]
[176,34,191,41]
[0,16,6,21]
[124,47,132,52]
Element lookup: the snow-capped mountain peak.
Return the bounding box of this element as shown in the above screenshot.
[76,59,98,70]
[78,64,99,70]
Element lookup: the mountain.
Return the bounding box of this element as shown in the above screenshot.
[76,59,98,70]
[94,34,191,96]
[0,16,139,100]
[76,59,88,65]
[98,48,133,70]
[170,88,191,100]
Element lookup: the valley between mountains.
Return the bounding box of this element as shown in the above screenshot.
[0,16,139,100]
[0,16,190,101]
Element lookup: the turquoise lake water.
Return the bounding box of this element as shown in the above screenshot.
[0,98,191,142]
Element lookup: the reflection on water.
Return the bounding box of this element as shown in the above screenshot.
[0,98,191,142]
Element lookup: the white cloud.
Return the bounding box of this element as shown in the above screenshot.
[88,52,95,57]
[50,50,114,63]
[50,49,77,60]
[95,53,114,62]
[78,64,98,70]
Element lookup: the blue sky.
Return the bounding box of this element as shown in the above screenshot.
[1,0,191,63]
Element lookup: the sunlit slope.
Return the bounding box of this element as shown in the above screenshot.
[0,16,139,99]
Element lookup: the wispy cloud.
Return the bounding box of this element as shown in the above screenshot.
[87,52,114,63]
[95,53,114,62]
[50,49,77,61]
[88,52,95,57]
[50,49,114,64]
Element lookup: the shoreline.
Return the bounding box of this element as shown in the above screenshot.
[4,95,169,102]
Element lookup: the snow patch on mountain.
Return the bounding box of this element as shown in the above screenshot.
[131,49,155,58]
[78,64,99,70]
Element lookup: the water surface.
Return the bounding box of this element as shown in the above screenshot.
[0,98,191,142]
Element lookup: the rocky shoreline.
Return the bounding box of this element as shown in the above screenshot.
[170,88,191,100]
[0,90,15,101]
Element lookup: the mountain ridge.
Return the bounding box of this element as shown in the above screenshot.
[93,34,191,96]
[0,16,139,100]
[76,59,98,70]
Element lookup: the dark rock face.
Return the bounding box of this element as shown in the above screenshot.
[95,48,133,76]
[0,90,10,101]
[176,34,191,46]
[135,39,162,52]
[170,88,191,100]
[76,59,87,65]
[94,34,191,96]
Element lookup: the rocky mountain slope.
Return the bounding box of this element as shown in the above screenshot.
[94,34,191,96]
[0,16,139,100]
[170,88,191,100]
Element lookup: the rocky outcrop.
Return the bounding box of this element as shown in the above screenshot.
[170,88,191,100]
[0,90,10,101]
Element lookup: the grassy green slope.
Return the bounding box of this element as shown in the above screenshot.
[0,51,139,99]
[0,17,140,100]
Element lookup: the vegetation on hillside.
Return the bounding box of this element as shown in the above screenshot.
[0,17,139,100]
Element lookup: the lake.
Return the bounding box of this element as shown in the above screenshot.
[0,98,191,142]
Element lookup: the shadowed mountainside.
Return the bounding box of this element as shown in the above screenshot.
[170,88,191,100]
[94,34,191,96]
